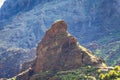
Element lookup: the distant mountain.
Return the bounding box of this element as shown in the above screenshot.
[0,0,52,20]
[0,0,120,48]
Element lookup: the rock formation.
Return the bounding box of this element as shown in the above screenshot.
[33,20,105,73]
[16,20,106,80]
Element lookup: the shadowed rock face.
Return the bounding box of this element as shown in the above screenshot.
[33,20,105,73]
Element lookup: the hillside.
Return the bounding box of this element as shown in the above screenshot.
[0,0,120,48]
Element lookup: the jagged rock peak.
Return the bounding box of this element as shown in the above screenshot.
[43,20,67,41]
[51,20,67,32]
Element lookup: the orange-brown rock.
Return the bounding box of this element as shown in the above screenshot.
[43,20,67,41]
[33,20,105,73]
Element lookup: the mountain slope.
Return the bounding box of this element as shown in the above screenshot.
[0,0,120,48]
[0,48,36,78]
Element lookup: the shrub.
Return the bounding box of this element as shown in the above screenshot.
[109,70,118,78]
[98,66,120,80]
[99,73,105,80]
[114,66,120,71]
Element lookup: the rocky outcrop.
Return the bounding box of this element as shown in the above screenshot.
[15,20,106,80]
[33,20,105,73]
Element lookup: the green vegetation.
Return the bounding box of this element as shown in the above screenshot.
[47,66,98,80]
[99,66,120,80]
[10,66,120,80]
[29,66,99,80]
[9,77,16,80]
[52,66,120,80]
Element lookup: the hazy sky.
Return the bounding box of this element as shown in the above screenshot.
[0,0,5,8]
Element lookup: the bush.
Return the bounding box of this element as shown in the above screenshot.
[114,66,120,71]
[99,66,120,80]
[109,70,118,78]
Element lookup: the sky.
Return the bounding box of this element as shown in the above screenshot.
[0,0,5,8]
